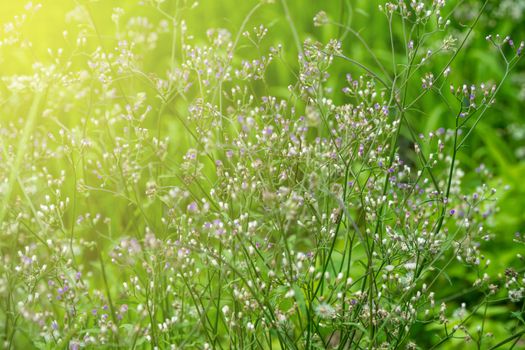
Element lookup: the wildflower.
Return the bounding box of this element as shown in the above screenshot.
[313,11,329,27]
[509,289,524,302]
[222,305,230,315]
[285,289,295,298]
[315,303,336,319]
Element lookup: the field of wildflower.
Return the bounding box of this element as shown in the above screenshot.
[1,0,525,349]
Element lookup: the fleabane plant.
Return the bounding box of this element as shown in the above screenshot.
[0,0,523,349]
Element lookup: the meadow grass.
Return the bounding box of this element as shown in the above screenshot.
[0,1,524,349]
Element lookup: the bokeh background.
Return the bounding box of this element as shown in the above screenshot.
[1,0,524,347]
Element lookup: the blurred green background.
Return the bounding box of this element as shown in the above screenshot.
[1,0,524,347]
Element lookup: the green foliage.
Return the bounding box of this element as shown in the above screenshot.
[0,0,524,349]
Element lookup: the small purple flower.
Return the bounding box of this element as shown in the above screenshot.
[187,202,198,213]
